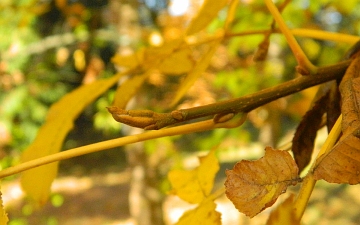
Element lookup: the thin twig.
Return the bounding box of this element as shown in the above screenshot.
[225,29,359,44]
[0,113,247,179]
[264,0,317,75]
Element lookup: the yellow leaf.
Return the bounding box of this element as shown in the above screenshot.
[186,0,228,36]
[171,37,222,106]
[114,39,188,75]
[112,73,149,108]
[111,50,143,70]
[266,194,299,225]
[225,147,299,218]
[168,149,219,204]
[159,48,194,75]
[21,74,121,205]
[0,191,8,225]
[142,39,183,70]
[175,199,221,225]
[224,0,239,30]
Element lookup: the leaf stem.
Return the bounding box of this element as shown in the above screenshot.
[264,0,317,75]
[293,115,342,221]
[224,0,239,31]
[226,29,359,44]
[291,29,360,44]
[0,114,246,179]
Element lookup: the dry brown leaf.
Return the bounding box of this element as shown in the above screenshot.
[225,147,299,218]
[266,194,299,225]
[292,85,329,173]
[314,55,360,184]
[326,81,341,130]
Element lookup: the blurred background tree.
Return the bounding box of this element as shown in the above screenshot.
[1,0,360,224]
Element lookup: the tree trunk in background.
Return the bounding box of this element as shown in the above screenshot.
[126,130,165,225]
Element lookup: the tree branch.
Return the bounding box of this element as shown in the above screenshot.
[108,60,351,130]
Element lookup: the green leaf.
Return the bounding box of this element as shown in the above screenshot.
[20,74,121,205]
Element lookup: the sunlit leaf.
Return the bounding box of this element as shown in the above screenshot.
[171,37,222,106]
[175,199,221,225]
[168,149,219,204]
[0,191,8,225]
[20,74,121,205]
[112,73,149,108]
[314,56,360,184]
[159,48,194,75]
[186,0,228,36]
[111,51,142,70]
[225,147,300,218]
[142,39,183,70]
[224,0,239,30]
[266,194,299,225]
